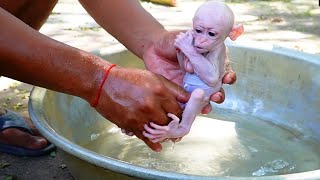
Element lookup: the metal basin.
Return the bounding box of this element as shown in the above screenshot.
[29,42,320,180]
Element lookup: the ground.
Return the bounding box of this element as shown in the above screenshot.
[0,0,319,179]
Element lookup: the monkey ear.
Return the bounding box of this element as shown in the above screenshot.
[229,24,244,41]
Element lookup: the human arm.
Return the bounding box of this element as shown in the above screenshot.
[0,7,100,101]
[0,7,189,152]
[78,0,165,59]
[78,0,235,110]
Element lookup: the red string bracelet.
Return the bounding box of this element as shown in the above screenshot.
[90,64,116,107]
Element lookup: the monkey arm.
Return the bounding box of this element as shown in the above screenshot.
[79,0,165,59]
[177,52,187,71]
[183,49,220,87]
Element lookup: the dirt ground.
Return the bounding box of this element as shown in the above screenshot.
[0,0,319,179]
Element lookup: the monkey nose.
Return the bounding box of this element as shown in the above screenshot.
[195,41,205,48]
[201,38,206,42]
[197,39,207,46]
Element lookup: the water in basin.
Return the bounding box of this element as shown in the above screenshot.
[29,45,320,179]
[82,108,320,177]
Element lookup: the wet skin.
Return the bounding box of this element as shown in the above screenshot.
[0,0,57,150]
[0,0,236,152]
[143,1,243,143]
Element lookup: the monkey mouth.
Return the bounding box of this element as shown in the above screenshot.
[194,46,204,51]
[194,46,208,53]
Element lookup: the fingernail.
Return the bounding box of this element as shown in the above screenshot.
[155,147,162,152]
[212,95,220,102]
[204,106,212,114]
[227,77,233,83]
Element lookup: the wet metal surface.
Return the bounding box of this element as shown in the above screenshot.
[29,43,320,180]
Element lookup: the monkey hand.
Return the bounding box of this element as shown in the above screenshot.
[174,31,197,56]
[143,113,189,143]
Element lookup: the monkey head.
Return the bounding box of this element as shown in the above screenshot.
[192,1,244,54]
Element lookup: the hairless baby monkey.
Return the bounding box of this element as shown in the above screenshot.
[143,1,244,143]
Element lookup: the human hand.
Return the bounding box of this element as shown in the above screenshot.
[142,30,237,114]
[93,66,188,152]
[143,30,185,85]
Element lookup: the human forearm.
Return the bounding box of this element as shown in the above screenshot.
[79,0,166,58]
[0,7,111,103]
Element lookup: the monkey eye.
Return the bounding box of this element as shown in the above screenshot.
[195,29,202,33]
[208,32,215,37]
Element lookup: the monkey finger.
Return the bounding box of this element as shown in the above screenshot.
[143,131,163,139]
[150,122,170,131]
[149,134,169,139]
[190,30,196,36]
[176,33,183,39]
[144,124,168,135]
[176,33,185,40]
[186,30,192,37]
[178,32,185,36]
[167,113,180,121]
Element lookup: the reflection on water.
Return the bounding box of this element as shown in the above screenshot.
[252,159,296,176]
[82,109,320,177]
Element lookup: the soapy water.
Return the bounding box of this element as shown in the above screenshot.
[83,109,320,177]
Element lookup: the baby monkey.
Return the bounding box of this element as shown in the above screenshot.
[143,1,244,143]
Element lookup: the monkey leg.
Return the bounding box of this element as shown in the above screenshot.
[179,88,208,130]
